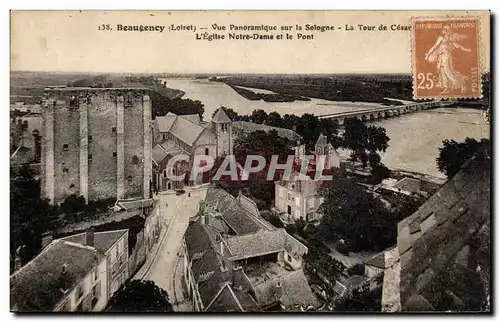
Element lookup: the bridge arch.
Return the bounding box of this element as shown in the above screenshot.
[361,115,368,122]
[370,114,375,121]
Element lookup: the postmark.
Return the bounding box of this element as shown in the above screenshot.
[411,17,482,100]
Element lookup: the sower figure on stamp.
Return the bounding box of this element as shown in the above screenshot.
[425,24,472,94]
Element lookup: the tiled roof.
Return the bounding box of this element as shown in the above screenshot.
[152,144,168,164]
[169,116,205,146]
[212,108,232,123]
[10,146,34,165]
[59,229,128,254]
[179,114,201,125]
[10,240,104,311]
[156,113,206,146]
[366,247,398,269]
[114,199,154,211]
[233,289,261,312]
[155,115,176,132]
[251,265,320,309]
[226,230,287,260]
[205,283,244,312]
[184,219,232,309]
[205,186,270,235]
[395,146,490,311]
[232,121,302,141]
[393,177,421,193]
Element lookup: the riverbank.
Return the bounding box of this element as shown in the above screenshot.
[215,75,411,106]
[229,84,310,102]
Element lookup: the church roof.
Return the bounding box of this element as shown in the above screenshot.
[212,108,232,123]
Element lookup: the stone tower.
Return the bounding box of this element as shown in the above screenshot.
[41,87,152,204]
[212,107,233,156]
[315,133,340,170]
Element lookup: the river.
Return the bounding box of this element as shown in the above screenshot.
[163,78,490,179]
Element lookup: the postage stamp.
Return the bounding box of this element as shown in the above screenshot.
[411,17,482,100]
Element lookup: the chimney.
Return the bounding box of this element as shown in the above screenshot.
[85,229,95,247]
[199,200,205,213]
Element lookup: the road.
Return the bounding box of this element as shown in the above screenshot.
[137,187,208,307]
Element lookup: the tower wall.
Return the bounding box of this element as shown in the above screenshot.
[42,88,152,204]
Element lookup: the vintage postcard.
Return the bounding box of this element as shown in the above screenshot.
[9,10,491,313]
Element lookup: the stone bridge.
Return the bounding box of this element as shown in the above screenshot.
[318,100,456,126]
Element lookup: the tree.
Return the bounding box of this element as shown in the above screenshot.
[250,109,268,124]
[150,92,205,118]
[106,280,173,312]
[60,194,86,215]
[213,130,294,209]
[10,165,59,271]
[437,138,490,179]
[318,168,396,252]
[342,118,390,168]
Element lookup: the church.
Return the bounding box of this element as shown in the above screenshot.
[151,107,234,191]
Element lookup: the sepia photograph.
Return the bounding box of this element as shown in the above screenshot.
[9,10,491,313]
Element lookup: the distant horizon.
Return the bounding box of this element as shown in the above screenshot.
[11,69,416,76]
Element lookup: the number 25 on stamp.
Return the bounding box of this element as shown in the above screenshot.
[411,17,482,100]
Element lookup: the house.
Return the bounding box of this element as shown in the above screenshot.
[10,229,130,312]
[274,172,324,223]
[378,145,490,312]
[182,186,320,312]
[273,134,340,223]
[377,177,427,197]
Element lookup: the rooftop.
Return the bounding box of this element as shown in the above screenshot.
[10,240,104,311]
[226,229,287,260]
[59,229,128,254]
[155,113,206,147]
[393,145,490,311]
[205,186,271,235]
[251,265,321,309]
[212,108,232,123]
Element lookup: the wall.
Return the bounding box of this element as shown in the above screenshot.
[42,89,152,204]
[87,91,118,201]
[107,233,129,298]
[275,183,305,220]
[365,265,384,278]
[213,122,233,157]
[128,229,146,276]
[52,97,81,203]
[193,128,217,158]
[123,94,146,199]
[54,257,108,312]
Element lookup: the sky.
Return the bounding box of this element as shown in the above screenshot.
[10,10,491,74]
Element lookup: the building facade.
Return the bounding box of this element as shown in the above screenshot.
[41,88,152,204]
[274,172,325,222]
[10,229,130,312]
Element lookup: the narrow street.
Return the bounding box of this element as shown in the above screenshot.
[134,186,207,310]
